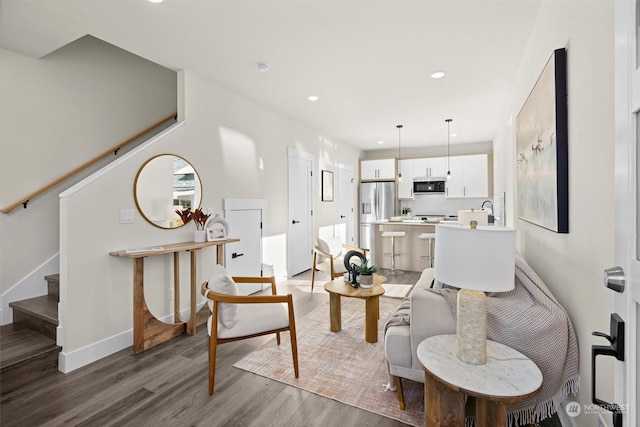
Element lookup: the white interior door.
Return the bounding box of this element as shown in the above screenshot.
[224,207,262,295]
[339,163,355,246]
[287,148,314,277]
[613,1,638,426]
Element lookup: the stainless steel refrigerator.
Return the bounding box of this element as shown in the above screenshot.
[359,181,396,251]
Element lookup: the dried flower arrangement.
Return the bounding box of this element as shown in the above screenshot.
[175,208,211,230]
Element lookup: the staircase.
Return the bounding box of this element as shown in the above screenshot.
[0,274,61,395]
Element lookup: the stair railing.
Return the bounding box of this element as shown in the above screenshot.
[1,112,177,214]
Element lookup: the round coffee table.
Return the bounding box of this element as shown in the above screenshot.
[324,275,386,343]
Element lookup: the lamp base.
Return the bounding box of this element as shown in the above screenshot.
[456,289,487,365]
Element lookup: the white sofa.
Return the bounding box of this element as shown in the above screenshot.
[383,268,455,408]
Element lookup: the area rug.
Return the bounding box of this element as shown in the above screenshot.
[233,297,423,426]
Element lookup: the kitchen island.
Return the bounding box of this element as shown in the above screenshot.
[368,220,451,272]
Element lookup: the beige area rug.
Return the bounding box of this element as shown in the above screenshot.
[233,296,423,426]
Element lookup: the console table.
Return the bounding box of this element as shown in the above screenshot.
[110,238,239,354]
[417,334,542,427]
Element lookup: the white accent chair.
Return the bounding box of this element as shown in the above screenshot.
[311,237,367,292]
[201,264,299,395]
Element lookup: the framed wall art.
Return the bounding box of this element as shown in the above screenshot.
[321,170,334,202]
[516,47,568,233]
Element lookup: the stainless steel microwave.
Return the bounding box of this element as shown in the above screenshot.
[413,180,445,194]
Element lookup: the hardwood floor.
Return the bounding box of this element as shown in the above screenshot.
[0,270,419,427]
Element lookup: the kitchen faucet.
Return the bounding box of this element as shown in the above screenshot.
[481,200,493,213]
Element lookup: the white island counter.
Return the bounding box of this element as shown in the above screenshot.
[368,220,454,272]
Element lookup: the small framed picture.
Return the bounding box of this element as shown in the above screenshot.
[206,227,225,242]
[321,170,334,202]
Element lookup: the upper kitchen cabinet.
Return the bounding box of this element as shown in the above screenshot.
[445,154,488,198]
[413,157,447,179]
[398,159,414,199]
[361,159,396,181]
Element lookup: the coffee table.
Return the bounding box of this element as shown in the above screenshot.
[324,275,386,343]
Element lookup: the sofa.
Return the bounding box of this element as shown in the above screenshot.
[383,268,454,403]
[384,255,580,426]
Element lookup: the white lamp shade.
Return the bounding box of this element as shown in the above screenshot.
[434,223,515,292]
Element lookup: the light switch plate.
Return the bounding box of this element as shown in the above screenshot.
[120,209,135,224]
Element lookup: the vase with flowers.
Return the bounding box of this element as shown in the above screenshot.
[175,208,211,242]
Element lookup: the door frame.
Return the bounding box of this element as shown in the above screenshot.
[338,163,355,246]
[287,146,315,278]
[614,0,638,425]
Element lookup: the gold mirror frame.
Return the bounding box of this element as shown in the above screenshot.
[134,154,202,229]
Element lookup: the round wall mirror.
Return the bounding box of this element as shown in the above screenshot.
[134,154,202,229]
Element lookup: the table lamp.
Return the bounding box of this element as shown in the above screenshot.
[434,222,515,364]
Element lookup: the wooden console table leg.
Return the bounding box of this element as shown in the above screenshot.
[187,250,197,335]
[173,252,184,323]
[133,258,145,353]
[329,293,341,332]
[365,295,379,343]
[133,257,185,354]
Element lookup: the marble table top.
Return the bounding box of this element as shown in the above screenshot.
[417,334,543,399]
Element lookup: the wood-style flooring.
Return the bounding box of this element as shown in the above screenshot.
[0,269,419,427]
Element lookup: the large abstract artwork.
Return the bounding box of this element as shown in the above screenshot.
[516,48,568,233]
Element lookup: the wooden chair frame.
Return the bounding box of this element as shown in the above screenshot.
[200,276,298,395]
[311,243,368,292]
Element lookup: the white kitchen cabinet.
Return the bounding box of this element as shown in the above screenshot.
[413,157,447,179]
[361,159,396,181]
[397,159,414,199]
[445,154,488,198]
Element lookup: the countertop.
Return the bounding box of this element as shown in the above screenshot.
[370,219,456,225]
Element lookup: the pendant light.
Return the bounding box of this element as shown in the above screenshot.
[445,119,452,181]
[397,124,403,183]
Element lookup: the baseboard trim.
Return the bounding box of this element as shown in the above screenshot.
[58,303,206,373]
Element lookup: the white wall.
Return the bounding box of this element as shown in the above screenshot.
[59,69,360,370]
[493,1,615,425]
[0,35,177,296]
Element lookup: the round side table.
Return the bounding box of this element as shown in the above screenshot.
[417,334,542,427]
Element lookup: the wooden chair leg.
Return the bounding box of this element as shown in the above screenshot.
[209,335,217,395]
[288,297,299,378]
[276,331,281,345]
[394,376,405,410]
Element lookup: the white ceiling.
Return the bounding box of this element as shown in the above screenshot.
[0,0,541,151]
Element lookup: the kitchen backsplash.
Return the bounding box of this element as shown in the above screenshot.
[400,194,490,217]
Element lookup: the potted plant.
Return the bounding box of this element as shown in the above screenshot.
[355,259,377,288]
[175,208,211,242]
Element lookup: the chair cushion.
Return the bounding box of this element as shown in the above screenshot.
[208,302,289,339]
[206,264,238,328]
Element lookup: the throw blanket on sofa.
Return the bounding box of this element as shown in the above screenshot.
[432,254,580,426]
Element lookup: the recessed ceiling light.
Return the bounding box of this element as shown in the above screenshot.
[378,140,385,145]
[257,62,270,72]
[450,133,457,138]
[431,71,445,79]
[307,95,319,102]
[148,0,165,3]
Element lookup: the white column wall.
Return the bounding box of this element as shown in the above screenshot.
[492,1,615,425]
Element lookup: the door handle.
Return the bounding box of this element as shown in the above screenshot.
[231,252,244,259]
[292,220,300,224]
[340,215,346,218]
[591,313,624,427]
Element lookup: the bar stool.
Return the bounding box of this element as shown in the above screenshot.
[418,232,436,268]
[381,231,405,275]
